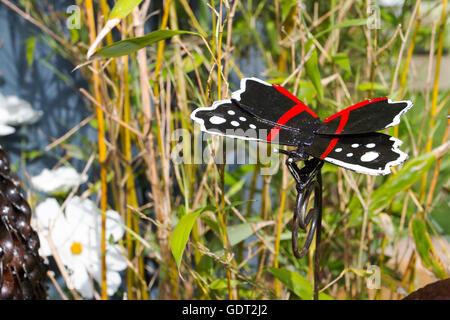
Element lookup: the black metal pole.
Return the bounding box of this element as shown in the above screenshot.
[284,156,323,300]
[313,170,322,300]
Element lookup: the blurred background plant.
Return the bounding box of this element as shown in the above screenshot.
[0,0,448,300]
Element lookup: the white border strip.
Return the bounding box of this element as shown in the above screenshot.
[190,99,262,142]
[231,77,272,102]
[383,98,413,129]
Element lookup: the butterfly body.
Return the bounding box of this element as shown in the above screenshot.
[191,77,412,175]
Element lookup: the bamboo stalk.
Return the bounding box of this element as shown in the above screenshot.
[399,6,421,99]
[85,0,109,300]
[122,52,136,300]
[215,0,234,300]
[255,174,271,284]
[396,5,421,137]
[147,0,177,299]
[417,19,438,151]
[273,163,288,297]
[420,0,448,202]
[390,1,421,95]
[169,2,206,287]
[425,108,449,213]
[121,38,149,299]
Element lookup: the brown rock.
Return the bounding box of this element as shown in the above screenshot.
[0,146,47,300]
[403,278,450,300]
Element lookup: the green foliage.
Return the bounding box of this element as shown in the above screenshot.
[171,207,207,270]
[227,220,273,247]
[357,83,388,94]
[96,30,200,58]
[314,18,368,39]
[332,53,351,74]
[11,0,449,301]
[108,0,144,19]
[269,268,333,300]
[370,151,438,212]
[304,39,323,101]
[410,218,448,279]
[25,37,36,67]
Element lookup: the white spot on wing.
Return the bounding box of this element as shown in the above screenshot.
[231,121,240,127]
[239,117,247,121]
[351,144,359,148]
[366,143,376,148]
[228,110,236,115]
[323,136,408,175]
[209,116,226,124]
[335,148,342,152]
[249,124,256,129]
[346,153,353,157]
[190,99,262,142]
[361,152,379,162]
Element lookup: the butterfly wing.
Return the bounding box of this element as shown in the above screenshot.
[191,100,305,146]
[316,98,412,135]
[305,132,407,175]
[191,77,411,175]
[231,78,322,132]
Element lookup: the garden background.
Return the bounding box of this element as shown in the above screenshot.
[0,0,448,300]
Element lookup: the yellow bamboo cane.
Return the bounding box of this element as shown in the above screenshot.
[85,0,109,300]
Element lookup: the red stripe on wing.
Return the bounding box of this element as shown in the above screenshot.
[266,84,317,141]
[319,138,339,159]
[273,85,318,118]
[324,97,387,123]
[319,97,388,159]
[267,127,281,141]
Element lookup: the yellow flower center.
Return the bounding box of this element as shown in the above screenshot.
[70,242,83,255]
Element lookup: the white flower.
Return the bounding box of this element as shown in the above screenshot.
[379,0,404,7]
[0,93,43,136]
[0,124,15,136]
[31,166,88,195]
[0,107,16,136]
[35,197,127,299]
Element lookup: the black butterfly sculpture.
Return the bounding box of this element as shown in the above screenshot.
[191,77,412,258]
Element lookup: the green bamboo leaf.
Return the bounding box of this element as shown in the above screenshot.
[410,218,447,279]
[23,150,44,161]
[227,221,274,246]
[170,208,206,270]
[96,30,200,58]
[269,268,333,300]
[281,0,297,21]
[370,151,437,212]
[200,214,220,235]
[225,177,246,198]
[281,3,298,39]
[108,0,143,19]
[298,80,316,104]
[332,53,351,74]
[171,201,249,269]
[304,40,323,101]
[357,82,388,93]
[210,279,240,290]
[314,18,368,39]
[86,0,144,58]
[26,37,36,67]
[347,268,368,277]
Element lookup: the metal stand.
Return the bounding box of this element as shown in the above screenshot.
[280,150,324,300]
